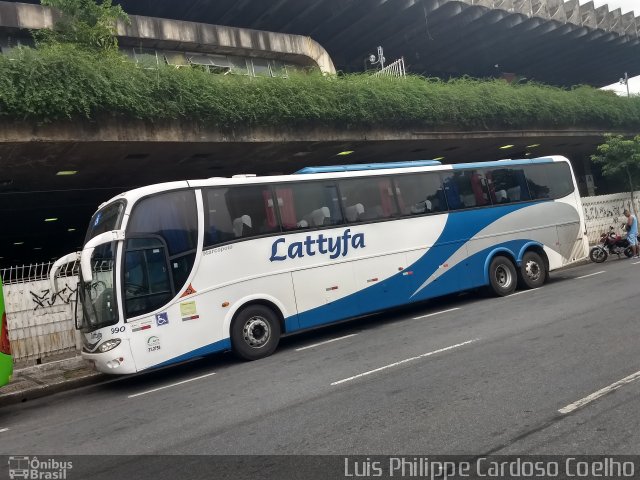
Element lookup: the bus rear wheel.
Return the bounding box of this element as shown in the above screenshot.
[518,251,547,289]
[488,256,517,296]
[231,304,281,361]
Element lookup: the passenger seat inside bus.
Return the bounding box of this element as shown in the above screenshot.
[495,189,510,204]
[310,207,331,226]
[409,199,432,214]
[345,203,364,222]
[232,215,253,237]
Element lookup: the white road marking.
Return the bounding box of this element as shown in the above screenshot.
[296,333,358,352]
[0,428,8,433]
[507,288,540,297]
[412,307,461,320]
[633,261,640,265]
[128,372,216,398]
[575,271,605,279]
[558,370,640,414]
[331,339,478,386]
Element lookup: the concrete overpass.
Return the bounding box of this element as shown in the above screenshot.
[65,0,640,86]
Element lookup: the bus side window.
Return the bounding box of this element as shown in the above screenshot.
[275,181,343,230]
[339,177,398,223]
[442,173,464,210]
[523,164,553,199]
[485,167,529,204]
[535,162,574,199]
[393,173,447,216]
[204,185,278,244]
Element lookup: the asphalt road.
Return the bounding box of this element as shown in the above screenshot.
[1,257,639,478]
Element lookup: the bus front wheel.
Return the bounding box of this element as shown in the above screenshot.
[231,304,281,361]
[488,256,517,296]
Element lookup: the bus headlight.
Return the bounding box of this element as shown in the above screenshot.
[98,338,121,353]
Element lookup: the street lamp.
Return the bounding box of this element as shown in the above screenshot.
[368,46,386,70]
[619,72,630,97]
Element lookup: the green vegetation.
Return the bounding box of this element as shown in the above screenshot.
[34,0,127,51]
[592,134,640,199]
[2,42,640,129]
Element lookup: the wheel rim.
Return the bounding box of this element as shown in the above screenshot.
[495,264,513,289]
[242,316,271,349]
[524,259,541,282]
[592,248,606,261]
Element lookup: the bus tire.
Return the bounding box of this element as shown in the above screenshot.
[518,251,547,289]
[231,304,281,361]
[487,256,517,296]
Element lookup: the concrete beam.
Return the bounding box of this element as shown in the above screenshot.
[0,117,632,144]
[0,1,337,74]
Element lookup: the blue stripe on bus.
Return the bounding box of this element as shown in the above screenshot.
[152,338,231,369]
[288,202,541,330]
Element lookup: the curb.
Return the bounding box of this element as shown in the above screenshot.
[13,355,89,375]
[0,371,105,407]
[0,355,107,408]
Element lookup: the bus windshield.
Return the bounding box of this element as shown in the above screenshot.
[85,201,125,244]
[77,242,119,332]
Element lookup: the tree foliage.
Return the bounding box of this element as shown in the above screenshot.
[591,134,640,192]
[33,0,128,51]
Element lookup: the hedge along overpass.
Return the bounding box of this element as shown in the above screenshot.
[70,0,640,87]
[0,117,631,268]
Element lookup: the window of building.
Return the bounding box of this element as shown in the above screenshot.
[228,56,250,75]
[252,58,272,77]
[133,48,159,68]
[270,60,288,77]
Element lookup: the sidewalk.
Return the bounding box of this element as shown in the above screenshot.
[0,354,105,407]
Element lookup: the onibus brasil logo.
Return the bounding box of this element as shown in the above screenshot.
[8,456,73,479]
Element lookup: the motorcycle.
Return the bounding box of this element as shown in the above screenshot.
[589,225,638,263]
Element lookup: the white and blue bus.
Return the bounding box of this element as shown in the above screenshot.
[51,156,587,374]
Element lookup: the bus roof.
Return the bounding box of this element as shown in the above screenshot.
[295,160,442,174]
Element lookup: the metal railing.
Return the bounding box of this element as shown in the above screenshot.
[1,261,78,286]
[1,261,81,363]
[374,57,406,78]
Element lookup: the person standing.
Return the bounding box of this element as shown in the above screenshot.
[624,209,639,258]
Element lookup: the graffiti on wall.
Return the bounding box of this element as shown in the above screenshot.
[583,202,627,222]
[30,283,77,311]
[581,192,640,243]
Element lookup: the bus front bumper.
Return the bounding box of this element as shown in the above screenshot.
[81,340,137,375]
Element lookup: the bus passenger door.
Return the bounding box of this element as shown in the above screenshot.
[292,262,357,329]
